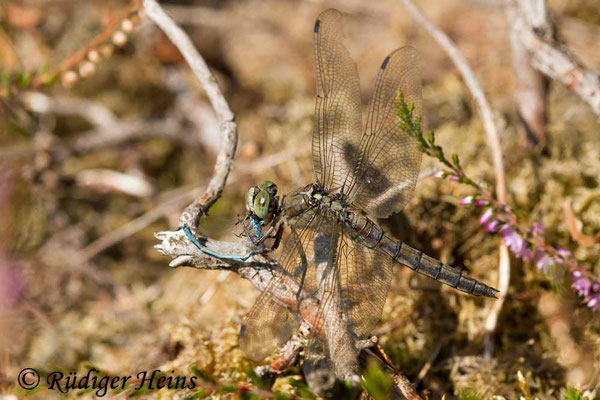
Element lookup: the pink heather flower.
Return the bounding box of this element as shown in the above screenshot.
[593,282,600,292]
[485,221,500,232]
[433,171,444,179]
[572,278,591,297]
[571,270,582,279]
[521,248,534,262]
[474,199,488,207]
[448,175,459,182]
[531,222,544,235]
[557,248,571,258]
[499,225,527,257]
[460,196,474,205]
[535,254,554,272]
[587,294,600,310]
[480,208,494,225]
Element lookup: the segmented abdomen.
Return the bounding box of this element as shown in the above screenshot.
[346,211,498,298]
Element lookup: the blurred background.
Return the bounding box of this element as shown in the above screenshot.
[0,0,599,398]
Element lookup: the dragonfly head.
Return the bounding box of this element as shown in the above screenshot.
[246,180,279,222]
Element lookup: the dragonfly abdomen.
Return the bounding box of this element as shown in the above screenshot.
[391,240,498,298]
[345,212,498,298]
[346,212,384,249]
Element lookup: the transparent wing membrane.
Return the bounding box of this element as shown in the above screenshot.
[239,208,319,361]
[313,11,422,218]
[351,46,423,217]
[312,9,363,193]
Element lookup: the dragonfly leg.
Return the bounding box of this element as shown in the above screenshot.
[254,221,284,254]
[250,215,265,245]
[233,214,251,239]
[270,222,284,251]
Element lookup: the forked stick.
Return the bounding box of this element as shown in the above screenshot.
[144,0,237,230]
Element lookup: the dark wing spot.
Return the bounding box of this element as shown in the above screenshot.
[239,324,246,337]
[314,19,321,33]
[381,56,391,70]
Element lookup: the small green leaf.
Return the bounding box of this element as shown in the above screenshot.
[190,367,216,383]
[452,154,460,168]
[458,388,485,400]
[39,63,50,75]
[273,392,291,400]
[362,361,392,400]
[564,386,583,400]
[183,391,208,400]
[290,379,315,399]
[427,130,435,145]
[244,366,265,389]
[218,385,237,393]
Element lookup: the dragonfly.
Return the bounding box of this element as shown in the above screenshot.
[185,8,499,383]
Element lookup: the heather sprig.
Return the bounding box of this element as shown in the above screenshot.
[0,4,141,97]
[397,94,600,310]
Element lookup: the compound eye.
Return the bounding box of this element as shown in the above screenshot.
[267,184,278,196]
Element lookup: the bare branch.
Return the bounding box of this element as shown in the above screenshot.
[393,373,423,400]
[81,150,294,260]
[506,0,550,150]
[563,200,600,247]
[75,169,155,198]
[143,0,238,229]
[0,114,183,160]
[396,0,510,358]
[21,92,117,127]
[507,0,600,117]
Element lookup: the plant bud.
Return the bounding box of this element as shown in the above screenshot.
[87,49,101,63]
[112,31,127,47]
[100,44,114,57]
[61,70,78,87]
[121,18,134,33]
[79,61,96,78]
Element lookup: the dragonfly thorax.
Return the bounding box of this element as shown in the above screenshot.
[307,184,352,221]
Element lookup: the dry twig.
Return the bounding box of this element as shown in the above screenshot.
[506,0,550,150]
[396,0,510,358]
[506,0,600,117]
[143,0,237,230]
[83,150,294,260]
[563,200,600,247]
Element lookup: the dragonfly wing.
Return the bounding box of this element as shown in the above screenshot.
[349,46,423,218]
[240,290,299,361]
[300,223,394,379]
[240,208,321,361]
[303,339,338,395]
[312,9,363,193]
[340,227,393,338]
